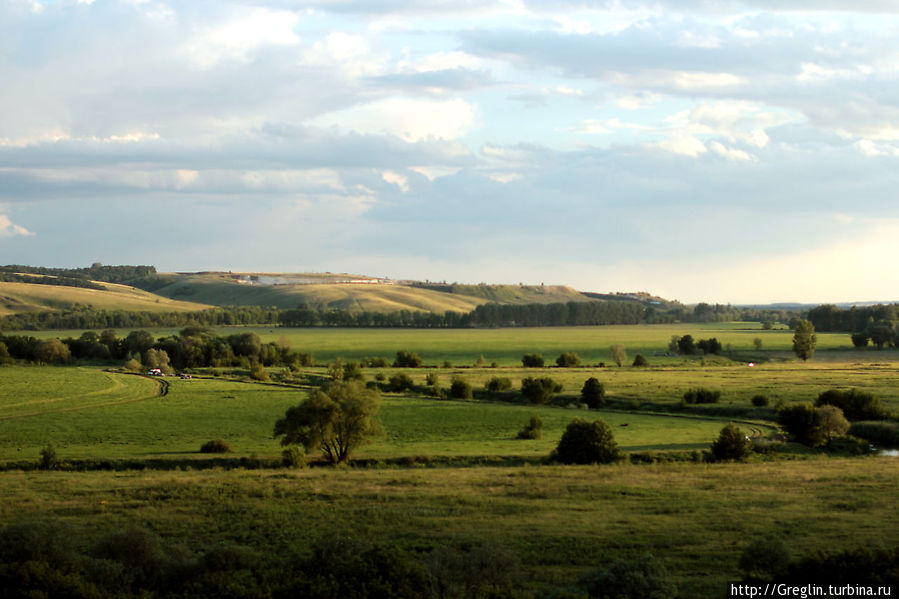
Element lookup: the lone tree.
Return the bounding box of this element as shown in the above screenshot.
[792,319,817,361]
[710,423,752,462]
[274,381,382,464]
[553,418,620,464]
[581,377,606,409]
[609,344,627,367]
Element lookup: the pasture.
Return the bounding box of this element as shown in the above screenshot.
[0,367,751,462]
[1,323,897,597]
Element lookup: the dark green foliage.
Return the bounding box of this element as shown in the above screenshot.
[777,403,849,447]
[517,415,543,439]
[342,361,364,381]
[425,372,439,387]
[815,388,890,421]
[449,376,473,399]
[299,534,430,599]
[682,388,721,404]
[739,538,791,581]
[850,331,870,348]
[200,439,231,453]
[361,356,391,367]
[38,444,58,470]
[556,352,582,367]
[553,419,620,465]
[677,335,696,355]
[425,542,522,599]
[521,376,562,404]
[393,350,423,368]
[751,394,770,407]
[710,424,751,462]
[521,353,545,367]
[768,546,899,588]
[388,372,415,392]
[792,319,816,361]
[583,553,677,599]
[696,338,722,354]
[484,376,512,393]
[581,377,606,409]
[632,354,649,367]
[848,421,899,447]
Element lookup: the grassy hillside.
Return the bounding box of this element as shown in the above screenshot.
[414,282,595,304]
[0,280,212,317]
[149,273,490,313]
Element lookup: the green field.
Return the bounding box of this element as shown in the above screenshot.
[0,367,751,461]
[1,324,898,598]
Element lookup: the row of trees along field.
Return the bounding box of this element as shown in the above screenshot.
[0,328,313,370]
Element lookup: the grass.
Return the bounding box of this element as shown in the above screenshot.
[0,367,752,462]
[150,272,489,313]
[0,280,211,317]
[0,459,896,597]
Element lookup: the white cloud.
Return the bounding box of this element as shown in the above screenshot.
[409,166,462,181]
[400,50,483,73]
[185,8,301,69]
[381,170,410,192]
[708,141,756,161]
[302,31,386,78]
[652,134,707,157]
[0,214,34,238]
[310,97,476,142]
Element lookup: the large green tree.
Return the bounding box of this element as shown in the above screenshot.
[274,381,382,464]
[792,319,817,361]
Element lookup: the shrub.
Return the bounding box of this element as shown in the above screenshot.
[739,538,791,581]
[683,388,721,404]
[556,352,581,367]
[485,377,512,393]
[281,446,306,468]
[124,358,142,371]
[521,377,562,404]
[777,403,849,447]
[632,354,649,367]
[521,353,545,368]
[362,356,390,368]
[517,415,543,440]
[696,338,722,354]
[39,444,58,470]
[751,394,770,407]
[553,419,620,464]
[710,423,752,461]
[425,372,439,387]
[815,388,890,421]
[850,332,869,348]
[848,421,899,447]
[581,377,606,409]
[342,361,364,381]
[393,350,422,368]
[609,344,627,367]
[250,363,269,381]
[388,373,415,392]
[449,377,473,399]
[200,439,232,453]
[583,553,677,599]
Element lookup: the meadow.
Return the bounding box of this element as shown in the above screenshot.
[1,322,898,597]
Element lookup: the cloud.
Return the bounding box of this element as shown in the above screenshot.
[0,214,34,238]
[184,8,301,68]
[310,97,477,141]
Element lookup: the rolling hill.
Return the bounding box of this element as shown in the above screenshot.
[0,280,212,318]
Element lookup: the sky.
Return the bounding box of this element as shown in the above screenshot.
[2,0,899,304]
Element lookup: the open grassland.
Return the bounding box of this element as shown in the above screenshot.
[0,367,745,461]
[0,459,896,596]
[0,280,211,317]
[244,323,851,365]
[150,273,490,313]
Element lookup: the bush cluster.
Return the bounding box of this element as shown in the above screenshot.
[683,388,721,404]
